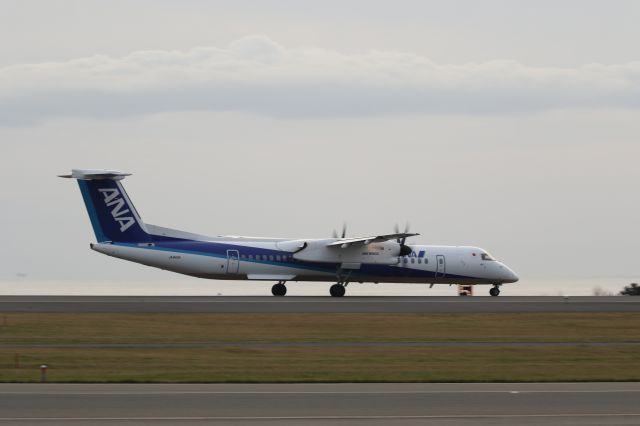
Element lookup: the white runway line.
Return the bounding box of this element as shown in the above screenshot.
[1,413,640,421]
[1,389,640,395]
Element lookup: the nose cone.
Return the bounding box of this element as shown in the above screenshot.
[499,264,519,283]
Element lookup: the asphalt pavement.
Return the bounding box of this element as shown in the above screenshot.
[1,383,639,425]
[0,296,638,313]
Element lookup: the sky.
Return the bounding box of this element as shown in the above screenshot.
[1,0,639,285]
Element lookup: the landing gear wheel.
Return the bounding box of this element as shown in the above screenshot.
[489,287,500,297]
[272,283,287,296]
[330,284,346,297]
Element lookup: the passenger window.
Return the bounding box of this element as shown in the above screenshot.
[268,255,274,261]
[411,258,415,264]
[276,255,281,261]
[417,258,422,264]
[403,257,408,264]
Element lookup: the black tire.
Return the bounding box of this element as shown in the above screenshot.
[330,284,346,297]
[489,287,500,297]
[272,283,287,296]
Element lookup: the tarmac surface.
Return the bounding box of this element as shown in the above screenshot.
[1,383,639,425]
[0,295,639,313]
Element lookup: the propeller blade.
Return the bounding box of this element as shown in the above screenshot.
[341,222,347,239]
[400,222,410,245]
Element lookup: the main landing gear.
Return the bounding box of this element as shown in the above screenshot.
[489,285,501,297]
[329,270,351,297]
[271,281,287,296]
[330,283,346,297]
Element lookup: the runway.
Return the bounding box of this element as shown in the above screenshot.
[0,296,639,313]
[1,383,639,425]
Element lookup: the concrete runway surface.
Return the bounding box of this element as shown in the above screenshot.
[0,296,639,313]
[1,383,639,425]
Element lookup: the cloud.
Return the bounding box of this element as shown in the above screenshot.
[1,35,640,125]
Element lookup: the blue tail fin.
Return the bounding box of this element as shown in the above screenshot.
[61,169,151,243]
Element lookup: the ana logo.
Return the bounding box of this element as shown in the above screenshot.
[97,188,135,232]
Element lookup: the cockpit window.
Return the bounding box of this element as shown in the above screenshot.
[481,253,496,261]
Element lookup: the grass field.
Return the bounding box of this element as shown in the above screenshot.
[1,313,639,382]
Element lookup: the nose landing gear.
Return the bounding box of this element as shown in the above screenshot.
[489,285,501,297]
[271,281,287,296]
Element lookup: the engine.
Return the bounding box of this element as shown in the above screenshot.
[281,239,405,265]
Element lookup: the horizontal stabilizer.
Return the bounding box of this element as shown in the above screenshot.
[58,169,131,180]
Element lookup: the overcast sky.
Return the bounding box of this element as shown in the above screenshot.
[1,0,639,282]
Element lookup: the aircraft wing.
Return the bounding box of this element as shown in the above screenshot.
[326,233,419,247]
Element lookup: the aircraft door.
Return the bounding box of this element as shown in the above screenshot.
[226,249,240,274]
[435,255,446,278]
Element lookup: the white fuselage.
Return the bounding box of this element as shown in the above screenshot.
[91,238,519,285]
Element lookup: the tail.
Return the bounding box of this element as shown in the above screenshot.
[60,169,151,243]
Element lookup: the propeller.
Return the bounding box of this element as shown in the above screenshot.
[395,222,411,243]
[395,222,413,256]
[332,222,347,239]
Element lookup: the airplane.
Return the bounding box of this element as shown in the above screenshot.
[60,169,519,297]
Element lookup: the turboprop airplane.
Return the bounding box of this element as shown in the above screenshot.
[60,169,518,297]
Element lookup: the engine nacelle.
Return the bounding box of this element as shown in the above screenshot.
[290,240,401,264]
[399,244,412,257]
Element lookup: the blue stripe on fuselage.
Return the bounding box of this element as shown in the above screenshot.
[115,240,339,275]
